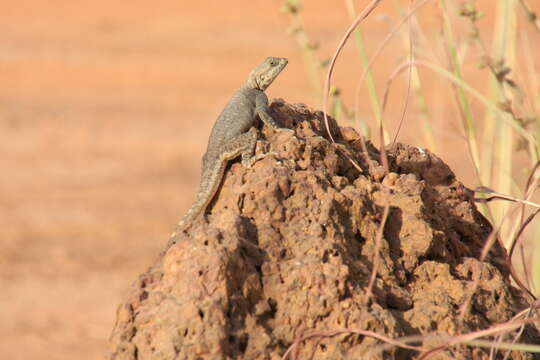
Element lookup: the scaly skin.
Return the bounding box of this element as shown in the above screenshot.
[170,57,290,240]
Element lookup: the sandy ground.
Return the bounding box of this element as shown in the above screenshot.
[1,1,539,359]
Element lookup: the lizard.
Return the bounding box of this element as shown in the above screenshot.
[170,56,291,240]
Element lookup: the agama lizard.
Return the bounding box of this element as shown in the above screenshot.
[171,57,290,237]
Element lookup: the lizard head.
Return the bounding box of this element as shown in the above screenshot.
[247,57,288,90]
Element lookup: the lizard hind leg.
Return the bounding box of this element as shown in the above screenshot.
[239,127,280,167]
[228,127,258,168]
[172,128,259,237]
[235,127,277,168]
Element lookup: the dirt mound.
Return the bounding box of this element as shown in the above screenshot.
[108,100,538,359]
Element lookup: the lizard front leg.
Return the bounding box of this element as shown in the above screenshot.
[255,92,293,132]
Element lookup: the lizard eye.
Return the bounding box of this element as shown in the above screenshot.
[269,59,276,66]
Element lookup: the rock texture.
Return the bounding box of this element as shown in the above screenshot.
[109,100,539,360]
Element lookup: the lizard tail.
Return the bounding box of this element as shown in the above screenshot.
[174,160,227,232]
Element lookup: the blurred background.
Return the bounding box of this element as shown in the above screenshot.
[2,1,539,359]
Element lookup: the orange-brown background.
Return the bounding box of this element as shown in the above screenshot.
[2,1,539,359]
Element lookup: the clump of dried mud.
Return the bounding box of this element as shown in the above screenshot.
[109,100,539,360]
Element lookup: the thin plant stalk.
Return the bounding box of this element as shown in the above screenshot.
[381,60,536,144]
[323,0,383,144]
[491,0,518,246]
[281,0,323,97]
[439,0,482,179]
[345,0,383,140]
[391,0,437,151]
